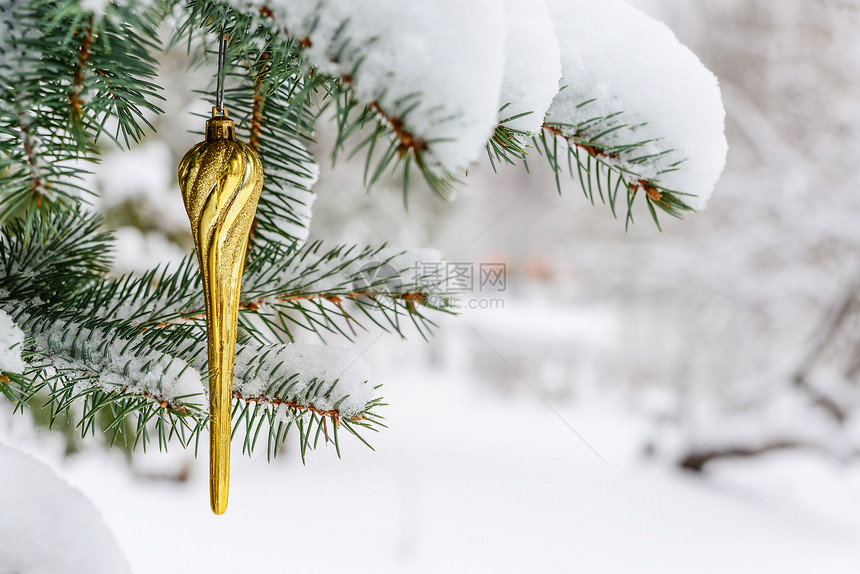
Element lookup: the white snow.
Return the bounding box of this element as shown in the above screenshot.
[544,0,728,209]
[0,443,130,574]
[498,0,561,135]
[33,320,204,407]
[231,0,507,174]
[14,369,860,574]
[234,342,373,417]
[0,309,26,374]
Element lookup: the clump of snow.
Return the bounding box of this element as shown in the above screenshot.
[234,342,374,417]
[0,309,26,374]
[498,0,561,135]
[231,0,507,174]
[33,320,204,408]
[0,443,131,574]
[544,0,728,209]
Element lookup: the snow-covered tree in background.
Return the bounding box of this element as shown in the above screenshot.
[616,0,860,470]
[0,1,726,463]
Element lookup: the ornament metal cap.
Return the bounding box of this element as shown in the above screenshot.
[206,106,235,141]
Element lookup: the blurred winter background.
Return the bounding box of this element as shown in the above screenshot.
[4,0,860,571]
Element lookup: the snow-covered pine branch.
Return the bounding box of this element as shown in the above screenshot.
[486,0,561,169]
[3,308,383,458]
[1,0,728,468]
[3,0,727,225]
[539,0,728,223]
[3,297,384,458]
[213,0,726,221]
[223,0,506,196]
[0,209,447,455]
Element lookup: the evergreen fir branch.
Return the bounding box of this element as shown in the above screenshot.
[2,335,384,460]
[145,241,449,344]
[82,3,165,147]
[323,79,459,203]
[225,48,319,246]
[182,1,459,202]
[11,0,165,146]
[240,240,450,339]
[0,211,391,458]
[0,209,446,458]
[1,210,448,350]
[538,99,695,229]
[0,207,112,301]
[479,99,696,229]
[0,0,165,223]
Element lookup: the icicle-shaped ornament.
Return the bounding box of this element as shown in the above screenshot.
[178,107,263,514]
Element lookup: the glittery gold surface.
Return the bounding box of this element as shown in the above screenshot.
[178,109,263,515]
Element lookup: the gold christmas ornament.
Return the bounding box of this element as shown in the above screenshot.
[178,106,264,514]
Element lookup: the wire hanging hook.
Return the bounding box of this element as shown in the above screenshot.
[214,22,228,114]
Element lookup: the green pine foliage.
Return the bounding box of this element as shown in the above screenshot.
[0,0,689,461]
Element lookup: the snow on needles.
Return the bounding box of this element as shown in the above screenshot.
[0,309,26,374]
[27,315,378,418]
[235,0,507,174]
[498,0,561,135]
[544,0,728,210]
[34,321,205,408]
[234,342,373,418]
[233,0,725,207]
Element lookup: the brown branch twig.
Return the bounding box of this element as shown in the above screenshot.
[131,385,365,425]
[156,290,428,328]
[17,118,46,206]
[121,387,189,414]
[70,18,94,120]
[248,53,269,153]
[678,440,801,472]
[235,390,366,426]
[370,101,427,158]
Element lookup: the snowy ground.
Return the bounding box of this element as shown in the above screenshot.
[5,337,860,573]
